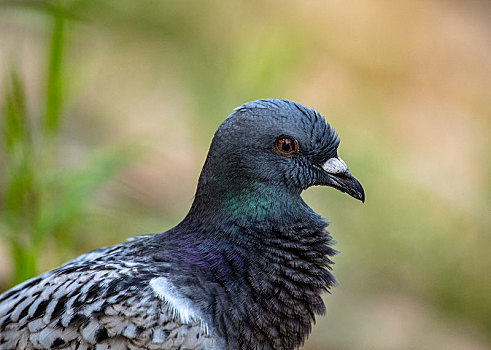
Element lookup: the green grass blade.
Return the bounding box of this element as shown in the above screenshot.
[1,68,30,153]
[44,1,64,135]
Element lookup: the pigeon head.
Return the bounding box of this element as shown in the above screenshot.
[193,99,364,211]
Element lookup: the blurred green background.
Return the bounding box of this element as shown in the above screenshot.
[0,1,490,349]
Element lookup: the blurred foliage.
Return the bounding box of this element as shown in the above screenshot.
[0,0,490,349]
[0,0,135,284]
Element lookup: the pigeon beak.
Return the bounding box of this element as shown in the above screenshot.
[321,157,365,202]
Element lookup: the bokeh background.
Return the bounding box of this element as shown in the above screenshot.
[0,1,490,349]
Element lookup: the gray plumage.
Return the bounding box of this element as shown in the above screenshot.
[0,99,364,350]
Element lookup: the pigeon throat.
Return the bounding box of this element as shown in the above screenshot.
[173,202,338,350]
[188,175,307,226]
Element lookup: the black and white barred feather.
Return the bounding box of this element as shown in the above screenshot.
[0,236,216,350]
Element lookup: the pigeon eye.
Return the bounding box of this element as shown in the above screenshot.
[273,135,299,157]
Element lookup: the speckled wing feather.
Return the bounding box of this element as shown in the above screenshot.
[0,242,215,350]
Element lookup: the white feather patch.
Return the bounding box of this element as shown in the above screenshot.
[149,277,201,325]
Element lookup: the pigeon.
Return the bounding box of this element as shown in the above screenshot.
[0,99,364,350]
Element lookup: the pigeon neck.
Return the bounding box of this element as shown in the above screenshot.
[173,185,336,350]
[185,176,306,228]
[170,158,337,349]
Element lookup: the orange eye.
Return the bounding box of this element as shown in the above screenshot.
[273,135,299,157]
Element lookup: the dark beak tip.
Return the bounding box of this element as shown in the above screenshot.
[353,190,365,203]
[352,177,365,203]
[322,165,365,203]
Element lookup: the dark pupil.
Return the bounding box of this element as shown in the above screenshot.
[281,139,292,152]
